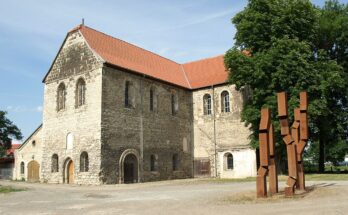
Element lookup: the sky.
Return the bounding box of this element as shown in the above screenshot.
[0,0,347,141]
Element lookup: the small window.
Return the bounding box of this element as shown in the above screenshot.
[125,81,135,108]
[76,78,86,107]
[171,93,178,115]
[80,151,89,172]
[172,153,179,171]
[221,91,230,113]
[224,153,234,170]
[57,83,66,111]
[150,87,158,112]
[32,140,36,147]
[20,162,25,174]
[51,154,59,172]
[150,154,158,172]
[203,94,212,115]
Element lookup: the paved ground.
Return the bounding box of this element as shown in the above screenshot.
[0,179,348,215]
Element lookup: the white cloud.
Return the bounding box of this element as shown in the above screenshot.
[36,106,43,112]
[5,105,43,113]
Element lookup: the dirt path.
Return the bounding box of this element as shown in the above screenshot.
[0,179,347,215]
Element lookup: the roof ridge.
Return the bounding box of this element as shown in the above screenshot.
[81,25,181,66]
[183,54,224,65]
[180,64,192,89]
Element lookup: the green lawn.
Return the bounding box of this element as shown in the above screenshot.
[0,185,25,194]
[201,173,348,183]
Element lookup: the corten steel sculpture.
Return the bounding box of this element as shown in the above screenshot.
[256,108,278,198]
[277,92,298,196]
[296,92,308,190]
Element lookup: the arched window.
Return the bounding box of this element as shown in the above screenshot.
[57,83,66,111]
[76,78,86,107]
[221,91,230,113]
[172,153,179,171]
[51,154,59,172]
[171,93,178,115]
[224,153,234,170]
[203,94,212,115]
[20,162,25,174]
[150,87,158,112]
[125,81,135,108]
[150,154,158,171]
[80,152,89,172]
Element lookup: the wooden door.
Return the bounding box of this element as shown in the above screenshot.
[124,163,134,183]
[27,160,40,182]
[67,161,74,184]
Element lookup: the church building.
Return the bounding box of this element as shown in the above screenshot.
[13,25,256,184]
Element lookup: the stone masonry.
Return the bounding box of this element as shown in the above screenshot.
[14,26,256,184]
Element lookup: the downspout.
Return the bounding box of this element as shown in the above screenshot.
[212,85,217,178]
[139,74,145,182]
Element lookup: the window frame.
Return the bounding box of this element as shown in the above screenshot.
[57,83,66,111]
[20,162,25,175]
[203,94,212,115]
[221,91,230,113]
[76,78,86,108]
[80,151,89,172]
[51,154,59,173]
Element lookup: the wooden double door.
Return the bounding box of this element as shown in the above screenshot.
[27,160,40,182]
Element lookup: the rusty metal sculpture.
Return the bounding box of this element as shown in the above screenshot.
[277,91,308,196]
[256,91,308,198]
[256,108,278,198]
[297,92,308,190]
[278,92,298,196]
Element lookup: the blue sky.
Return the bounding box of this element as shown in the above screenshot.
[0,0,346,141]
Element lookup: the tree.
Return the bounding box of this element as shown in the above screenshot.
[0,111,22,157]
[225,0,348,172]
[315,0,348,170]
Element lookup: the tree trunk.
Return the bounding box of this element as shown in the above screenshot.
[318,137,325,173]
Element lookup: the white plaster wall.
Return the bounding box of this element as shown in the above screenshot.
[192,84,255,178]
[13,126,43,181]
[218,148,257,178]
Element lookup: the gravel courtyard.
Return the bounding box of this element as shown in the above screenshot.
[0,179,347,215]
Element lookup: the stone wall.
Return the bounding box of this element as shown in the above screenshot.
[100,66,193,183]
[14,125,43,181]
[192,84,256,178]
[41,30,103,184]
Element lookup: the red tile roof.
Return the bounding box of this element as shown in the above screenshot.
[72,25,228,89]
[183,55,227,89]
[6,144,21,156]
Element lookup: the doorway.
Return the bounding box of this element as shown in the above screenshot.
[123,154,138,183]
[63,158,74,184]
[27,160,40,182]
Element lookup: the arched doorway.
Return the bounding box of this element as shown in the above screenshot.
[124,154,138,183]
[27,160,40,182]
[119,149,140,184]
[63,158,74,184]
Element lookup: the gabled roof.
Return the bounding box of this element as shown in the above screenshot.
[46,25,229,89]
[183,55,227,89]
[17,124,42,150]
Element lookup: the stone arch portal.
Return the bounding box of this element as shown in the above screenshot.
[63,158,74,184]
[119,149,140,184]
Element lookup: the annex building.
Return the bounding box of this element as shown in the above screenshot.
[13,25,256,184]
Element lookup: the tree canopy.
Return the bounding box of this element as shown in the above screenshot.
[0,111,22,157]
[225,0,348,172]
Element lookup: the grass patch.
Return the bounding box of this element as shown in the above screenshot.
[305,174,348,181]
[0,185,25,194]
[198,173,348,184]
